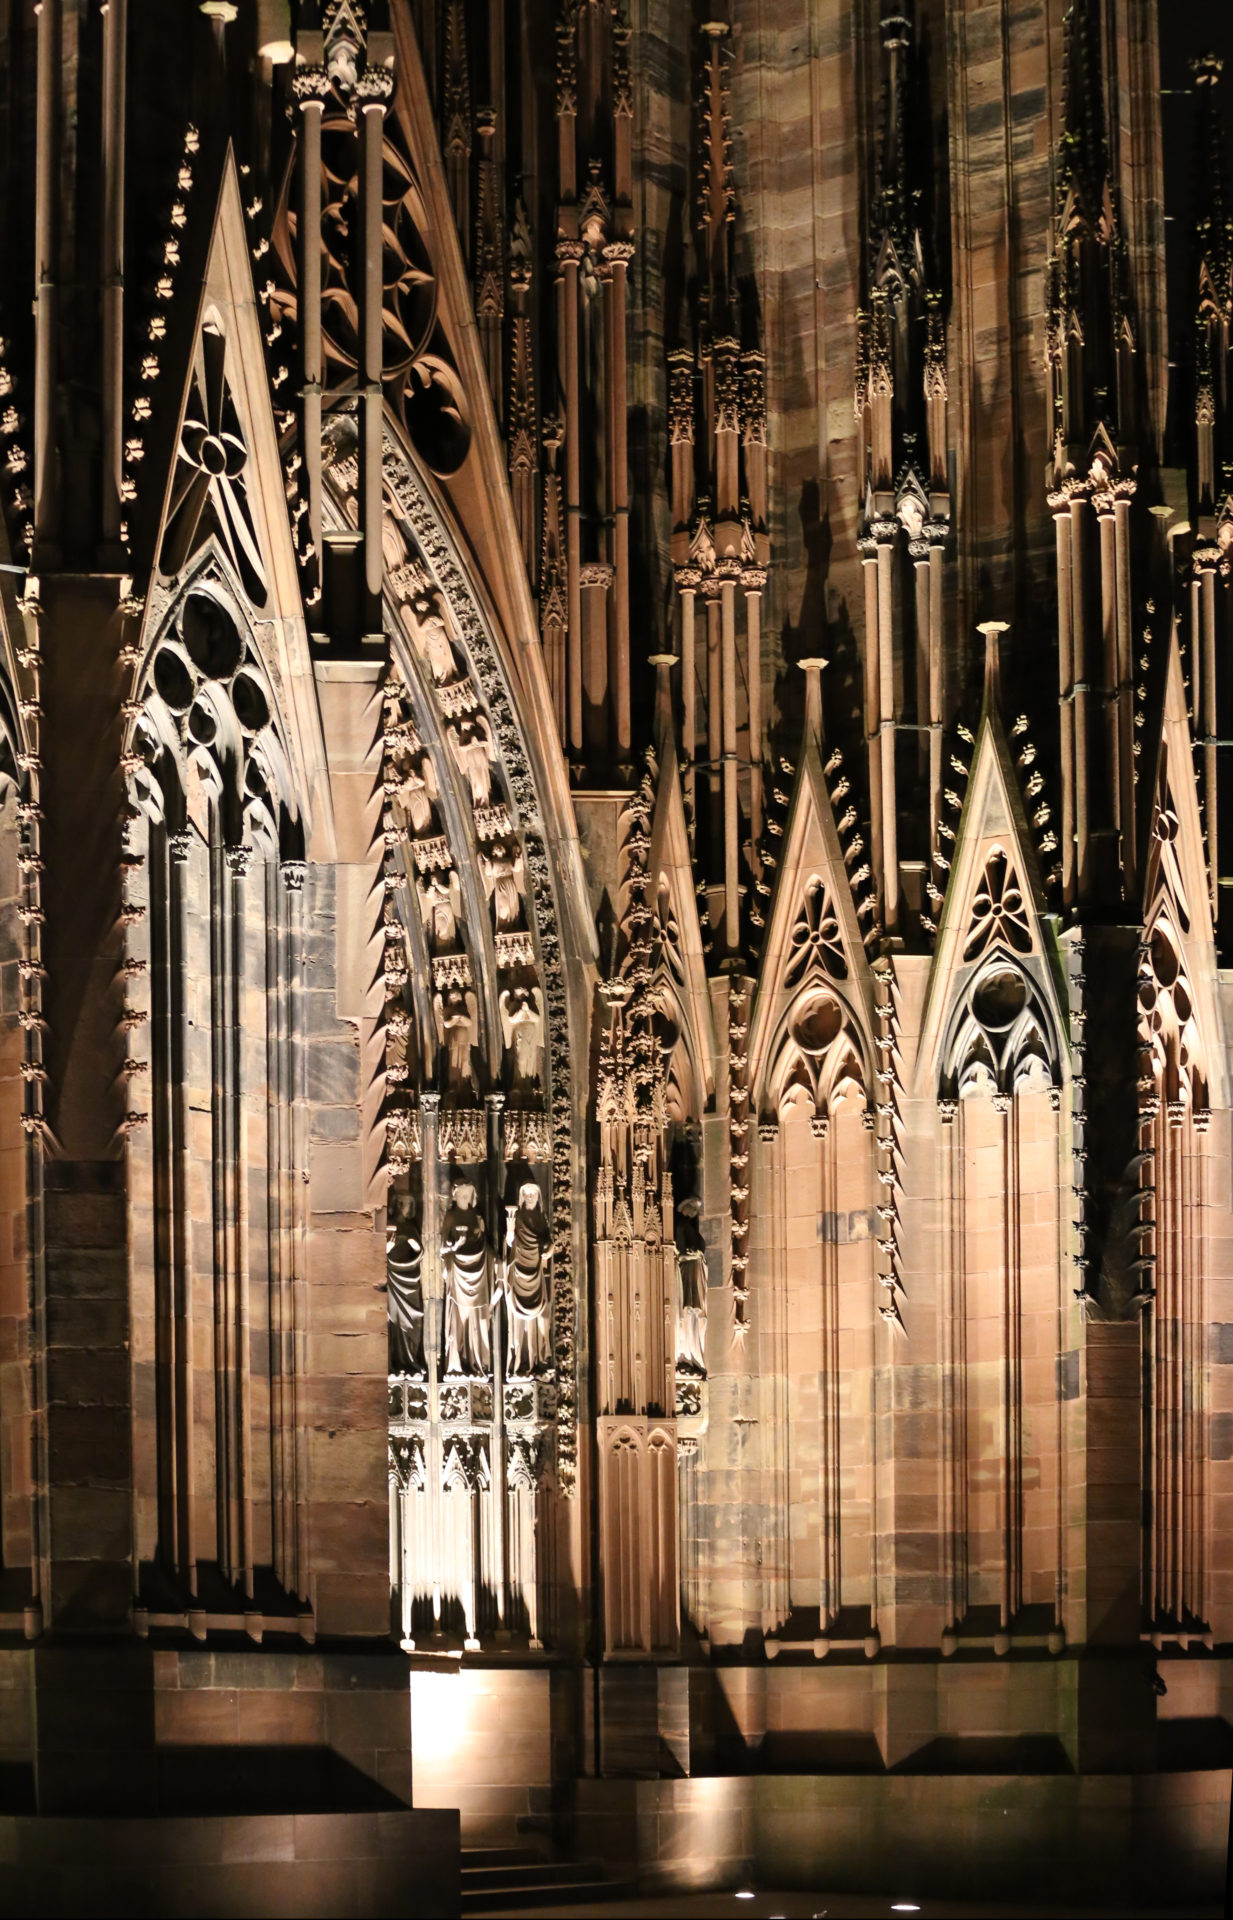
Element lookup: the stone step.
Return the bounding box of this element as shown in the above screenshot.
[464,1860,606,1891]
[461,1878,637,1916]
[461,1848,549,1870]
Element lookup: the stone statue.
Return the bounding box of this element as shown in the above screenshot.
[480,838,524,929]
[503,1182,553,1375]
[449,712,497,808]
[396,755,437,836]
[499,984,544,1091]
[441,1182,492,1375]
[434,983,477,1094]
[675,1194,707,1376]
[387,1217,425,1375]
[401,592,456,683]
[418,866,460,950]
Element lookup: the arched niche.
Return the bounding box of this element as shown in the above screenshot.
[121,565,311,1612]
[749,981,877,1638]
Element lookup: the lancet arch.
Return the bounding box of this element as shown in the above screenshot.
[120,549,316,1615]
[1138,689,1220,1634]
[920,720,1071,1650]
[369,424,589,1653]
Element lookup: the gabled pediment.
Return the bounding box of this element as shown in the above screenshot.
[916,700,1067,1099]
[647,733,717,1107]
[134,148,327,852]
[748,732,875,1113]
[1139,624,1226,1108]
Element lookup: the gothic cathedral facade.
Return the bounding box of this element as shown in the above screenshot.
[0,0,1230,1906]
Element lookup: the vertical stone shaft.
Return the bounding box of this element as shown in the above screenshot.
[100,0,127,549]
[1200,558,1219,913]
[1071,494,1092,900]
[559,245,583,759]
[1113,492,1136,892]
[862,546,884,894]
[745,578,763,842]
[33,0,60,551]
[928,540,945,849]
[1054,503,1076,905]
[605,245,632,760]
[1098,500,1121,876]
[877,530,898,932]
[359,83,391,615]
[706,589,721,856]
[297,83,326,567]
[680,580,697,827]
[721,573,738,952]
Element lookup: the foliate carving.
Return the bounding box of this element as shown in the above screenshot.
[740,350,767,444]
[668,350,695,447]
[713,337,740,436]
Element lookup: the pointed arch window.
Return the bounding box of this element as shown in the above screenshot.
[1140,795,1211,1633]
[125,580,307,1615]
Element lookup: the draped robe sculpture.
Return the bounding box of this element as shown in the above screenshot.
[675,1194,707,1375]
[387,1217,425,1374]
[441,1181,492,1374]
[503,1182,552,1374]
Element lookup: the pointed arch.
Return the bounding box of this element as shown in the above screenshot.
[920,707,1069,1640]
[1139,633,1221,1633]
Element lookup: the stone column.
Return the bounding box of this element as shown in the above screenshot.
[100,0,127,552]
[604,241,634,767]
[860,538,884,909]
[357,66,395,626]
[1113,483,1137,893]
[1070,490,1092,901]
[293,64,329,569]
[557,239,585,764]
[1197,547,1221,915]
[33,0,60,554]
[744,568,766,843]
[720,563,740,955]
[876,522,898,934]
[1052,496,1076,905]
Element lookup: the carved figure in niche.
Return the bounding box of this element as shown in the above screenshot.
[441,1182,492,1375]
[499,984,544,1091]
[387,1211,425,1375]
[675,1195,707,1375]
[402,593,456,684]
[503,1182,553,1375]
[480,838,524,929]
[418,866,460,950]
[435,982,478,1095]
[449,712,497,808]
[396,754,438,836]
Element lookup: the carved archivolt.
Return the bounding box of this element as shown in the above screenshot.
[360,430,579,1497]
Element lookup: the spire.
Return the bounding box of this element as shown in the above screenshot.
[693,17,738,348]
[1056,0,1111,236]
